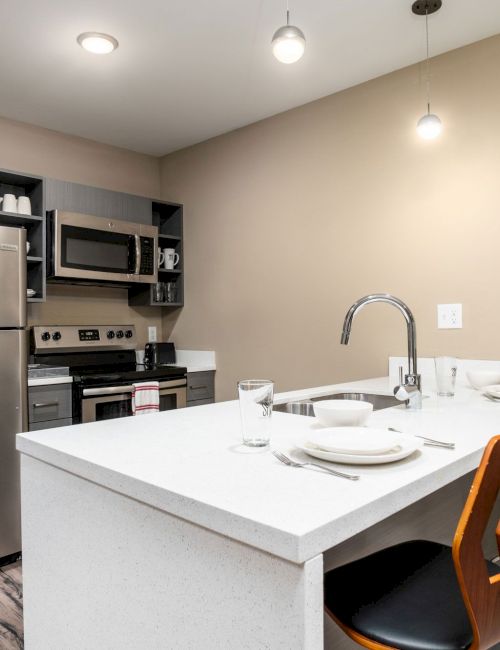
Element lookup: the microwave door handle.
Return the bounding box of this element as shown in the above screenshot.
[133,235,141,275]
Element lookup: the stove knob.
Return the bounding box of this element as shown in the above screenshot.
[107,330,115,339]
[52,331,62,341]
[125,329,133,339]
[41,331,50,342]
[116,330,124,339]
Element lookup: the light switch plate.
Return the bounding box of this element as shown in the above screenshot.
[148,326,157,342]
[437,304,462,329]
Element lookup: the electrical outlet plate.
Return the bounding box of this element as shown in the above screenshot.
[148,326,157,342]
[437,304,462,329]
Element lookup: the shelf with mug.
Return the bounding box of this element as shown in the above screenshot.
[129,198,184,308]
[0,169,46,303]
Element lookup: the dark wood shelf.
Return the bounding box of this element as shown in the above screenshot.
[158,268,182,275]
[158,233,181,242]
[0,211,43,226]
[152,302,183,308]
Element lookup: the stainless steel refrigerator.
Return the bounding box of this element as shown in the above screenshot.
[0,225,27,560]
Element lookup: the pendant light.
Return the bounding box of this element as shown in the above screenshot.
[413,0,443,139]
[271,2,305,64]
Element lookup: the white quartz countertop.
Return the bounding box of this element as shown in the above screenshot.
[27,376,73,387]
[16,377,500,563]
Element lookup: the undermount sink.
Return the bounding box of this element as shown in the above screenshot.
[273,392,402,417]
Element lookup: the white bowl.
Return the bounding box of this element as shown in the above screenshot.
[313,399,373,427]
[466,370,500,390]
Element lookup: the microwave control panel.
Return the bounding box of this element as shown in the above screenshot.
[140,237,155,275]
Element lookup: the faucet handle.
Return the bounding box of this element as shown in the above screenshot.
[399,365,404,384]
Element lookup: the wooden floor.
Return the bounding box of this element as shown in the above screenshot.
[0,561,23,650]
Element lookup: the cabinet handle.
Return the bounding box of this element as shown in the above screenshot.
[189,385,207,390]
[33,401,59,408]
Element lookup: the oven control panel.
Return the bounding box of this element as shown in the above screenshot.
[79,329,100,341]
[32,325,137,352]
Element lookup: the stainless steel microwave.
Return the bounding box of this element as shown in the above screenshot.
[47,210,158,285]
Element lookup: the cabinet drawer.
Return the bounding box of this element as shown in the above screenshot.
[187,398,214,408]
[29,418,73,432]
[186,371,215,402]
[28,384,72,423]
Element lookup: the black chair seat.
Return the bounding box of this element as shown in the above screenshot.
[324,540,500,650]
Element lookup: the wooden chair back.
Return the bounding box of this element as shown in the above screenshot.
[453,435,500,650]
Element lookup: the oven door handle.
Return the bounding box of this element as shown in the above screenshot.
[82,379,186,397]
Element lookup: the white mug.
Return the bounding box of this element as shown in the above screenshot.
[158,247,179,270]
[17,196,31,215]
[0,194,17,213]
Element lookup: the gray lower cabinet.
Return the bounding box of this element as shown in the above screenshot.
[28,383,73,431]
[29,418,73,431]
[186,371,215,406]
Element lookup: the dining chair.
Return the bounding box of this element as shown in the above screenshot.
[324,435,500,650]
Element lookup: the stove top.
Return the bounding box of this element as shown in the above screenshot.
[74,363,186,387]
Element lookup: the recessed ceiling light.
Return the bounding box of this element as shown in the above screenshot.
[77,32,119,55]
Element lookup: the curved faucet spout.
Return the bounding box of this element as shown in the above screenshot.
[340,294,420,404]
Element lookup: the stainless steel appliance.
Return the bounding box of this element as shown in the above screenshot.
[0,225,28,562]
[144,342,176,366]
[31,325,186,423]
[47,210,158,285]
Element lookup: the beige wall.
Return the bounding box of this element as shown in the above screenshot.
[161,35,500,401]
[0,117,163,346]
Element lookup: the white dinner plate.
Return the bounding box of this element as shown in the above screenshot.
[482,384,500,399]
[307,427,401,456]
[295,433,423,465]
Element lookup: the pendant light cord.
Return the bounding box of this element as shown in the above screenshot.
[425,8,431,114]
[286,0,290,25]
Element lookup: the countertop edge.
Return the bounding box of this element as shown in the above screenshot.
[16,429,483,564]
[17,437,303,563]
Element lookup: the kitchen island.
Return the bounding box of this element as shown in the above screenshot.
[16,376,500,649]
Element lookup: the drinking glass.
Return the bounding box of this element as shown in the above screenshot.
[152,282,165,303]
[435,356,457,397]
[165,282,177,303]
[238,379,274,447]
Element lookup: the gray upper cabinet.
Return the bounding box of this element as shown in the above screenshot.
[45,179,152,225]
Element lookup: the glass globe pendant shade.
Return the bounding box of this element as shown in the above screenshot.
[271,25,305,64]
[417,112,442,139]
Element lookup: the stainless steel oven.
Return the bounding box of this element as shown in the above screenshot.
[81,379,187,423]
[30,325,188,425]
[47,210,158,284]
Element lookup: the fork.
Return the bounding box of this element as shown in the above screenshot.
[388,427,455,449]
[271,450,360,480]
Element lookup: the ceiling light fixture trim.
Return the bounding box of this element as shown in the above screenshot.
[77,32,119,55]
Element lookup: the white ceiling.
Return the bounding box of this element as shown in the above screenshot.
[2,0,500,156]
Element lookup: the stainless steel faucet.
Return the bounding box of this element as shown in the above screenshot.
[340,294,422,409]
